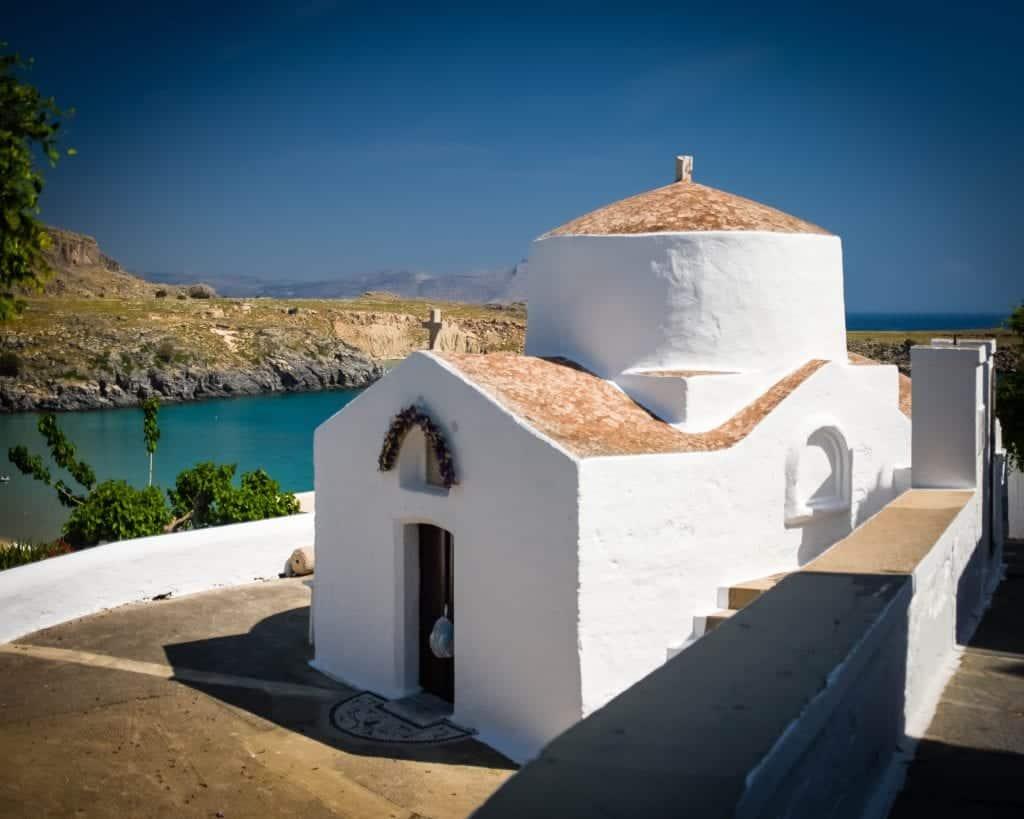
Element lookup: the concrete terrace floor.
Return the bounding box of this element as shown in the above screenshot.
[890,539,1024,818]
[0,579,515,819]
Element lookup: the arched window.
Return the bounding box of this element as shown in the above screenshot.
[785,423,851,526]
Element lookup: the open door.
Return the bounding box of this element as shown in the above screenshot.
[418,524,454,701]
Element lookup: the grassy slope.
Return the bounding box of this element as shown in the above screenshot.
[3,293,526,383]
[848,327,1019,347]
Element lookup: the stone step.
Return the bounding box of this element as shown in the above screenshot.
[693,609,735,637]
[692,572,788,642]
[716,572,788,610]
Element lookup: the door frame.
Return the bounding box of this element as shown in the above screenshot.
[395,519,456,699]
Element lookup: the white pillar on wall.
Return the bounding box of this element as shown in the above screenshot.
[911,342,991,490]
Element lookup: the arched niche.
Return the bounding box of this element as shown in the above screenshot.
[785,421,851,527]
[378,405,456,491]
[398,425,447,491]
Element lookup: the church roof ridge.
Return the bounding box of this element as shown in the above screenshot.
[433,352,830,457]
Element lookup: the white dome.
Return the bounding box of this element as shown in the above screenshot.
[525,161,847,378]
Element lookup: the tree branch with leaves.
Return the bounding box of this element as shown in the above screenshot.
[996,302,1024,471]
[142,396,160,486]
[0,44,75,320]
[8,406,300,548]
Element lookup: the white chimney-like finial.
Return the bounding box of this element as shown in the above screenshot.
[675,155,693,183]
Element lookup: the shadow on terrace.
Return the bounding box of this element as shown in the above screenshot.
[162,602,516,770]
[890,539,1024,818]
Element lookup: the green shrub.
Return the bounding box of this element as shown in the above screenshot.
[218,468,301,523]
[998,368,1023,471]
[168,462,299,528]
[0,539,72,571]
[10,410,300,548]
[155,340,176,364]
[0,350,20,377]
[62,481,171,547]
[91,351,112,371]
[996,303,1024,471]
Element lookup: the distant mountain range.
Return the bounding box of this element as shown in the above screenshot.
[145,262,530,304]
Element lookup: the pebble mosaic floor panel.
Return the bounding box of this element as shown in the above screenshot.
[329,692,472,744]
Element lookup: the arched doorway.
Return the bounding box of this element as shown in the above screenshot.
[418,523,454,702]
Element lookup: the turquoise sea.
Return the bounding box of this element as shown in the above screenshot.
[0,389,363,542]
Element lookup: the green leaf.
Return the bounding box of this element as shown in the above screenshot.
[0,45,72,318]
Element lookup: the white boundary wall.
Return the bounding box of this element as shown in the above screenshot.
[0,512,313,644]
[736,488,1001,819]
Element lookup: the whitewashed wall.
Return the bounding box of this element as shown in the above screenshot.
[576,361,910,714]
[0,512,313,645]
[911,344,988,489]
[313,353,583,762]
[526,231,847,378]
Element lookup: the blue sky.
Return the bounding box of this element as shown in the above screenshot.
[6,0,1021,312]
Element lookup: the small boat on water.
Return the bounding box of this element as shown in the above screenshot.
[0,475,9,483]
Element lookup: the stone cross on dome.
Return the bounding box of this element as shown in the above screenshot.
[675,154,693,183]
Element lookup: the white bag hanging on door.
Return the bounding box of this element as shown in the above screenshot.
[429,605,454,659]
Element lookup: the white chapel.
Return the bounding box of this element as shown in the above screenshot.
[312,157,912,762]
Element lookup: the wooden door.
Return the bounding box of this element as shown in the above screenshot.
[418,524,454,701]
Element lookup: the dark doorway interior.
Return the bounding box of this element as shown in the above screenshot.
[418,524,454,702]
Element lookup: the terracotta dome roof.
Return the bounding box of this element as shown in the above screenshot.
[544,160,831,237]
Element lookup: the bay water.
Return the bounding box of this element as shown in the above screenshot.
[0,389,363,542]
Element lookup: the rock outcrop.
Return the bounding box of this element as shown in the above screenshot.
[33,227,167,299]
[0,342,382,412]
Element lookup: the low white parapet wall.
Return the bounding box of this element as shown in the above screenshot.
[739,488,998,819]
[0,511,314,645]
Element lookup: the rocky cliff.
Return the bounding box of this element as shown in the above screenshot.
[1,343,382,412]
[0,231,527,412]
[32,228,159,299]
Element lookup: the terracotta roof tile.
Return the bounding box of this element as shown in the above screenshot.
[436,353,827,458]
[898,375,913,418]
[544,181,831,237]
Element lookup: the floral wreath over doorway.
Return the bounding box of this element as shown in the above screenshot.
[378,405,457,488]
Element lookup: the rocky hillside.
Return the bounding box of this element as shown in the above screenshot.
[0,231,526,412]
[31,228,164,299]
[848,333,1020,376]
